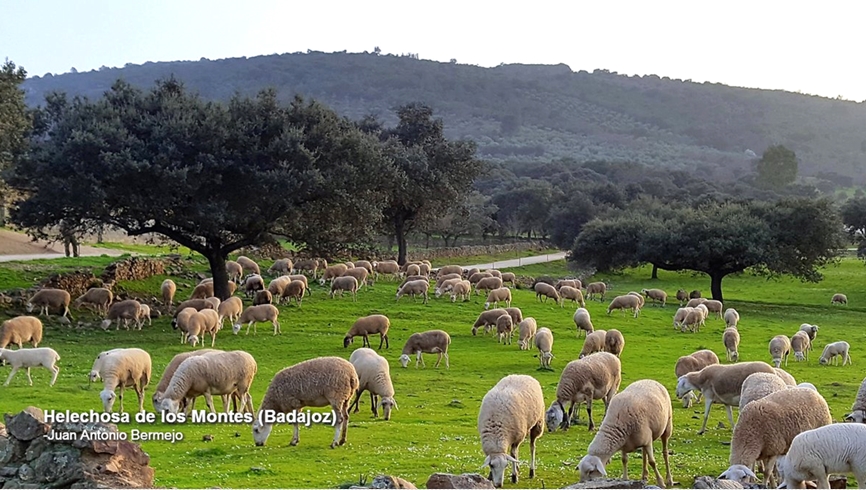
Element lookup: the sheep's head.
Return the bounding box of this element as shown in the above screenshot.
[794,351,806,361]
[718,464,757,484]
[252,416,273,446]
[483,302,491,310]
[731,351,739,362]
[398,354,411,368]
[157,397,181,414]
[578,455,607,482]
[379,396,397,420]
[232,323,242,335]
[681,391,697,408]
[100,389,117,412]
[88,369,101,383]
[343,336,353,348]
[844,409,866,423]
[675,375,696,398]
[545,401,564,432]
[152,392,164,412]
[483,453,518,488]
[819,356,829,365]
[187,335,199,347]
[25,302,34,312]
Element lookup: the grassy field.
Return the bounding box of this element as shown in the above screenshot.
[1,254,865,488]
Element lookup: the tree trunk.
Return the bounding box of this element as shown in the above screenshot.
[395,218,408,266]
[424,233,430,249]
[651,264,658,280]
[452,235,459,247]
[206,251,232,300]
[710,272,724,303]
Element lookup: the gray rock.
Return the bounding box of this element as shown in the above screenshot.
[371,475,417,489]
[3,407,47,441]
[426,473,494,489]
[0,467,16,478]
[563,479,652,489]
[17,464,34,482]
[0,437,25,465]
[23,436,48,462]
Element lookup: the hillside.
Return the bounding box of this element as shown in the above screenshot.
[21,51,866,182]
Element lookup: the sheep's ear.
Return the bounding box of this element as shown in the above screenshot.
[392,399,398,410]
[596,463,607,476]
[506,455,518,463]
[481,455,491,469]
[744,468,757,479]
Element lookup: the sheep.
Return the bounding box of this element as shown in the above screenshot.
[435,277,462,297]
[398,330,450,369]
[579,330,607,359]
[627,291,646,308]
[151,349,224,412]
[724,308,740,328]
[348,348,397,420]
[0,347,60,386]
[202,296,220,312]
[232,304,281,336]
[225,260,244,283]
[777,423,866,489]
[681,304,708,332]
[267,258,293,276]
[641,288,667,307]
[799,323,819,344]
[330,276,359,302]
[546,352,621,432]
[577,379,673,488]
[478,374,545,487]
[92,348,152,412]
[573,307,594,338]
[692,349,721,366]
[769,335,792,368]
[517,318,537,350]
[186,309,221,347]
[690,290,702,299]
[100,299,142,330]
[267,276,291,303]
[830,293,848,305]
[496,314,514,345]
[675,361,776,434]
[437,265,463,278]
[559,286,586,307]
[161,279,177,310]
[585,281,607,301]
[252,289,273,306]
[418,263,431,276]
[844,377,866,423]
[437,273,464,288]
[189,281,215,300]
[477,276,504,297]
[555,279,581,290]
[372,260,401,283]
[137,303,152,329]
[485,287,512,310]
[738,372,789,412]
[676,289,689,305]
[533,282,561,306]
[281,280,306,306]
[675,350,720,407]
[723,327,741,362]
[343,314,390,350]
[504,307,524,325]
[721,387,832,487]
[236,255,261,275]
[673,307,694,330]
[818,341,851,366]
[395,279,429,304]
[535,327,554,369]
[500,272,516,287]
[485,269,502,279]
[354,260,374,274]
[701,299,723,318]
[170,299,215,328]
[463,267,480,279]
[605,329,625,357]
[606,294,642,318]
[687,297,708,308]
[450,280,472,302]
[405,263,421,277]
[791,331,811,362]
[343,267,369,290]
[0,316,43,349]
[286,274,310,296]
[215,296,242,329]
[319,263,349,285]
[293,258,320,278]
[468,271,493,285]
[241,274,265,298]
[472,308,508,336]
[26,288,73,319]
[156,350,256,415]
[775,368,797,386]
[252,356,357,448]
[692,476,746,489]
[73,287,114,316]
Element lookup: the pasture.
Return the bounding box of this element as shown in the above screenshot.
[1,253,865,488]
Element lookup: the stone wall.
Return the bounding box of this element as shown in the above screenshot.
[38,272,100,298]
[101,257,174,284]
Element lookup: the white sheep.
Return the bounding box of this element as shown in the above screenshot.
[723,327,740,362]
[450,280,472,303]
[534,327,554,369]
[161,279,176,310]
[500,272,516,287]
[293,258,321,278]
[232,304,281,336]
[687,297,708,308]
[830,293,848,305]
[241,274,265,298]
[769,335,792,368]
[186,309,221,347]
[348,348,397,420]
[252,356,358,448]
[170,298,215,329]
[395,279,429,304]
[477,276,504,297]
[252,290,272,306]
[627,291,645,308]
[372,260,401,283]
[217,296,243,329]
[0,347,60,386]
[472,308,509,336]
[798,323,819,346]
[436,264,463,278]
[738,371,789,412]
[606,294,642,318]
[329,276,359,301]
[818,341,851,366]
[100,299,142,330]
[559,286,586,307]
[478,374,545,487]
[73,287,114,316]
[573,307,594,338]
[605,329,625,357]
[496,314,514,345]
[26,288,73,319]
[675,350,720,407]
[399,330,450,369]
[485,287,512,310]
[343,314,390,350]
[435,277,461,298]
[776,423,866,489]
[585,281,606,301]
[673,307,694,330]
[676,289,689,305]
[151,348,225,412]
[844,377,866,423]
[156,350,256,414]
[343,267,369,290]
[533,282,561,306]
[579,330,607,359]
[0,316,43,349]
[319,263,349,285]
[92,348,152,412]
[791,331,811,362]
[517,317,537,351]
[724,308,740,328]
[555,279,581,290]
[577,379,673,488]
[775,368,797,386]
[546,352,621,432]
[226,260,243,282]
[281,279,306,306]
[236,255,261,275]
[703,300,723,319]
[267,258,293,276]
[641,288,667,307]
[137,303,152,329]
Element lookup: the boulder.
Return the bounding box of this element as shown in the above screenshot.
[371,475,417,489]
[426,473,494,489]
[3,408,47,441]
[564,479,659,489]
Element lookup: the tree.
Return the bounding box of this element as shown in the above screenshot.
[838,197,866,259]
[419,191,497,247]
[0,59,30,226]
[492,179,558,240]
[10,79,391,298]
[756,144,798,188]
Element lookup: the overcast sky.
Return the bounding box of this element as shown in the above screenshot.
[3,0,864,101]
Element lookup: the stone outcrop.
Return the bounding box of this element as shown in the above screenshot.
[426,473,495,489]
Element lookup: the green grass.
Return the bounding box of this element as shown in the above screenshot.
[1,255,865,488]
[0,255,129,290]
[88,241,196,255]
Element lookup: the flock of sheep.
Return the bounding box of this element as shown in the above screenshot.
[0,254,864,489]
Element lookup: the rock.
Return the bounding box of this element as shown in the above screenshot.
[17,464,34,482]
[371,475,417,489]
[3,408,47,441]
[23,436,48,462]
[426,473,494,489]
[563,479,652,489]
[0,467,16,478]
[0,437,26,465]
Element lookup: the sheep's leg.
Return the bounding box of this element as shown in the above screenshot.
[245,321,253,335]
[528,421,542,478]
[291,420,300,446]
[725,404,734,429]
[204,393,216,413]
[621,450,629,480]
[416,352,424,368]
[586,400,596,431]
[330,403,343,448]
[362,335,370,348]
[378,334,386,350]
[4,367,19,386]
[763,457,777,488]
[698,397,713,435]
[645,443,664,488]
[25,367,33,386]
[370,392,378,418]
[444,352,449,369]
[50,364,60,386]
[349,388,364,414]
[661,427,672,487]
[434,352,443,368]
[273,319,280,335]
[510,443,520,483]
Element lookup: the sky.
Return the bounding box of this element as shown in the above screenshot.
[3,0,865,101]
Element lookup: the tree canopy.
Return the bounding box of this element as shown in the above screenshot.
[756,144,798,188]
[0,59,31,225]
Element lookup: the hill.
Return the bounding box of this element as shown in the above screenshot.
[21,51,866,182]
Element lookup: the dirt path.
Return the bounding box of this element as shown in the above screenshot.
[0,229,127,262]
[459,251,567,270]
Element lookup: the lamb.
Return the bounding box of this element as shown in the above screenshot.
[798,323,819,346]
[395,279,429,304]
[349,348,397,420]
[546,352,621,432]
[534,327,554,369]
[606,294,642,318]
[500,272,516,287]
[450,280,472,302]
[830,293,848,305]
[73,287,114,316]
[0,347,60,386]
[137,303,152,329]
[253,290,273,306]
[330,276,359,301]
[555,279,581,290]
[252,356,357,448]
[496,314,514,345]
[343,314,390,350]
[723,327,741,362]
[844,377,866,422]
[573,307,594,338]
[92,348,152,412]
[724,308,740,329]
[151,348,224,412]
[676,289,689,305]
[281,280,306,306]
[398,330,450,369]
[675,361,776,434]
[161,279,176,310]
[225,260,243,282]
[100,299,142,330]
[267,258,293,276]
[485,287,512,310]
[236,255,261,275]
[687,297,708,308]
[372,260,401,282]
[343,267,369,290]
[577,379,673,488]
[721,387,832,487]
[241,274,265,298]
[186,309,221,347]
[232,304,281,336]
[216,296,243,328]
[641,288,667,307]
[776,423,866,489]
[791,331,811,362]
[517,318,537,350]
[738,372,789,412]
[477,276,504,297]
[156,350,256,415]
[585,281,607,301]
[818,341,851,366]
[26,288,73,319]
[0,316,43,349]
[605,329,625,357]
[319,263,349,285]
[478,374,545,487]
[703,300,724,319]
[559,286,586,307]
[533,282,561,306]
[579,330,607,359]
[769,335,792,368]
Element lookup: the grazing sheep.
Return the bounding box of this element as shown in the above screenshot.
[253,356,357,448]
[818,341,851,366]
[92,348,152,412]
[436,265,463,278]
[395,279,429,304]
[349,348,397,420]
[189,281,215,300]
[676,289,689,305]
[343,314,390,350]
[606,294,642,318]
[641,288,667,307]
[398,330,450,369]
[170,299,215,328]
[468,272,493,285]
[186,309,221,348]
[26,288,73,319]
[236,256,260,275]
[681,304,708,332]
[692,349,721,366]
[372,260,401,283]
[559,286,586,307]
[161,279,177,310]
[579,330,607,359]
[100,299,142,330]
[156,350,256,414]
[137,304,152,329]
[472,308,509,336]
[546,352,621,432]
[496,314,514,345]
[533,282,561,306]
[500,272,516,287]
[216,296,243,329]
[151,349,224,412]
[172,307,199,344]
[0,316,43,349]
[293,258,321,278]
[241,274,265,298]
[605,329,625,357]
[703,300,723,319]
[463,267,480,279]
[252,290,273,306]
[437,273,464,288]
[675,361,776,434]
[844,377,866,423]
[404,263,421,277]
[73,287,114,316]
[675,350,720,407]
[504,307,524,325]
[577,379,673,488]
[343,267,369,290]
[329,276,359,301]
[798,323,819,345]
[485,269,502,279]
[738,372,789,412]
[281,280,306,306]
[535,327,554,369]
[627,291,646,308]
[573,307,594,338]
[769,335,792,368]
[478,375,545,487]
[450,280,472,303]
[721,387,832,487]
[0,347,60,386]
[226,260,244,283]
[434,277,461,298]
[267,277,291,303]
[517,318,537,351]
[724,308,740,329]
[267,258,293,276]
[776,423,866,489]
[352,260,372,274]
[687,297,708,308]
[723,327,740,362]
[203,296,221,311]
[232,304,281,336]
[585,281,607,301]
[319,263,349,285]
[830,293,848,305]
[485,287,512,310]
[477,276,504,297]
[673,307,694,330]
[285,274,310,296]
[397,275,429,292]
[555,279,581,290]
[791,331,811,362]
